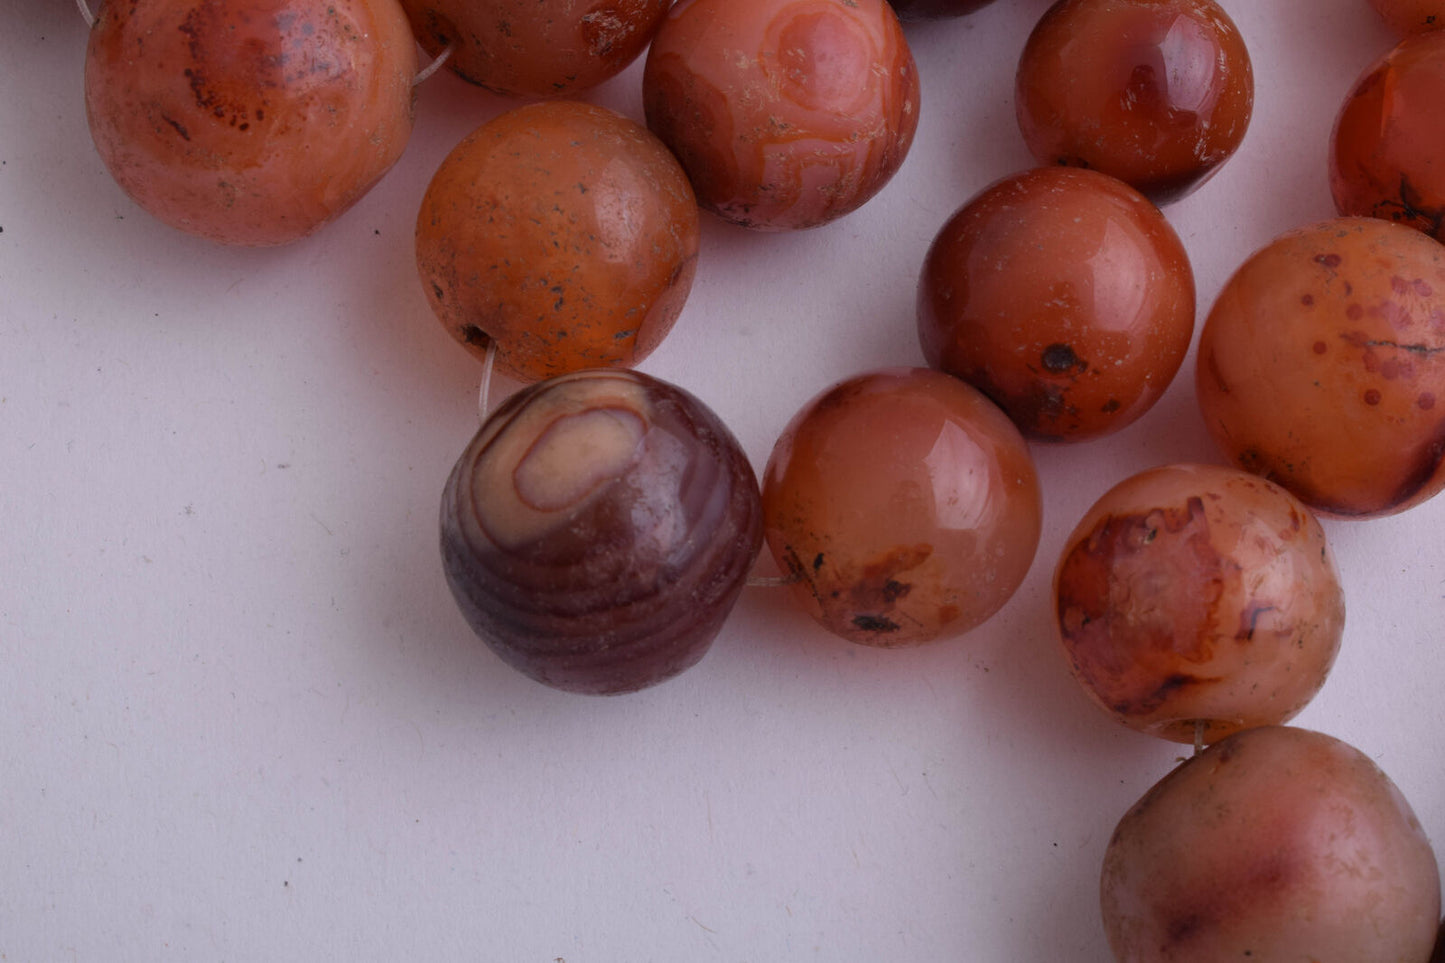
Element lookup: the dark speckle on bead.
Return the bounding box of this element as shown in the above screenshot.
[1042,342,1084,373]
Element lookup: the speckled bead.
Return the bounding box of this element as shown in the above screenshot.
[1196,217,1445,518]
[84,0,417,246]
[415,101,700,382]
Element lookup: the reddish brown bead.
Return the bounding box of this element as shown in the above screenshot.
[400,0,671,99]
[643,0,920,231]
[888,0,997,21]
[1054,464,1345,745]
[1015,0,1253,204]
[441,368,763,695]
[415,101,700,383]
[1103,727,1442,963]
[84,0,417,246]
[763,368,1041,647]
[1331,31,1445,240]
[918,167,1194,441]
[1196,217,1445,518]
[1370,0,1445,35]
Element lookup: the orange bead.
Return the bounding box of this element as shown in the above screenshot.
[918,167,1195,441]
[1196,217,1445,518]
[763,368,1041,647]
[415,101,700,382]
[401,0,670,98]
[84,0,417,246]
[1331,31,1445,240]
[1015,0,1253,204]
[1054,464,1344,745]
[643,0,919,231]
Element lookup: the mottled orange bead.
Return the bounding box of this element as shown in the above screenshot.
[84,0,417,246]
[643,0,920,231]
[1331,31,1445,240]
[415,101,700,383]
[1103,727,1442,963]
[1015,0,1253,204]
[1054,464,1345,745]
[1370,0,1445,35]
[1196,217,1445,518]
[763,368,1041,647]
[918,167,1195,441]
[400,0,670,98]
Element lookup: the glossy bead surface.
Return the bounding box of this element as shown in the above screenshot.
[918,167,1194,441]
[84,0,417,246]
[643,0,920,231]
[1331,31,1445,240]
[762,368,1042,647]
[1196,217,1445,518]
[1370,0,1445,35]
[888,0,997,21]
[400,0,670,98]
[441,369,763,695]
[1015,0,1253,204]
[1103,727,1442,963]
[416,101,700,383]
[1053,464,1345,745]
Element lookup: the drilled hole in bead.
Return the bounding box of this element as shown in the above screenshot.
[459,324,492,349]
[1156,717,1238,752]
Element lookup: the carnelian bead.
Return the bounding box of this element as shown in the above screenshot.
[84,0,417,246]
[1331,31,1445,240]
[918,167,1195,441]
[1014,0,1253,204]
[400,0,671,99]
[415,101,700,382]
[762,368,1041,647]
[1196,217,1445,518]
[642,0,920,231]
[1053,463,1345,745]
[1102,727,1442,963]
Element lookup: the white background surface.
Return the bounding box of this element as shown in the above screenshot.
[3,0,1443,959]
